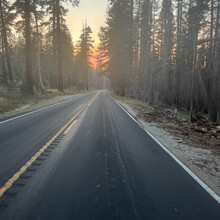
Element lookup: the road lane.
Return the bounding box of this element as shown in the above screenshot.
[0,91,219,219]
[0,92,96,188]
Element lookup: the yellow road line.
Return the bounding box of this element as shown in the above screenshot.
[0,93,99,198]
[0,120,68,198]
[64,120,77,135]
[63,92,99,135]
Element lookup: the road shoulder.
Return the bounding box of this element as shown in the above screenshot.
[113,97,220,197]
[0,91,93,121]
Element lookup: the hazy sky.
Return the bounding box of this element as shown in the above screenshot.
[9,0,108,46]
[65,0,108,45]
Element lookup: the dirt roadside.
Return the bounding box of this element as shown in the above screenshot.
[0,90,91,120]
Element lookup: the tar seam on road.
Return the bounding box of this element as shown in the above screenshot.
[0,92,99,198]
[112,97,220,204]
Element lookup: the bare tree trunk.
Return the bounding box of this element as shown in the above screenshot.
[48,2,57,89]
[215,0,220,124]
[188,0,200,122]
[33,0,45,92]
[175,0,182,104]
[1,36,7,85]
[85,65,88,90]
[208,0,217,122]
[190,45,196,122]
[56,0,64,92]
[25,0,34,94]
[0,0,13,82]
[52,2,56,57]
[128,0,134,88]
[210,0,214,67]
[139,0,151,100]
[133,0,141,80]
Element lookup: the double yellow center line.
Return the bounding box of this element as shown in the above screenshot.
[0,92,99,198]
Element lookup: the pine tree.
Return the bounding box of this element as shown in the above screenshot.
[0,0,14,83]
[159,0,174,104]
[99,0,132,96]
[139,0,152,100]
[76,23,94,90]
[187,0,208,121]
[33,0,45,92]
[44,0,79,92]
[11,0,35,94]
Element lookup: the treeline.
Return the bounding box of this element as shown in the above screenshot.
[98,0,220,123]
[0,0,94,94]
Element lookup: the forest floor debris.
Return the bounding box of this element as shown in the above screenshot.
[112,94,220,196]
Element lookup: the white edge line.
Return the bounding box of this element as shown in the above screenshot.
[112,97,220,204]
[0,93,85,125]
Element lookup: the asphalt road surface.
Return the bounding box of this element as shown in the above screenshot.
[0,91,219,220]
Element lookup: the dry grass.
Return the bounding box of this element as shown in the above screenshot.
[110,93,151,112]
[178,110,191,121]
[0,87,90,117]
[165,122,179,130]
[111,92,194,122]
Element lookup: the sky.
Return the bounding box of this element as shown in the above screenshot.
[65,0,108,45]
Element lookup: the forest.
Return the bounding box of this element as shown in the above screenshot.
[0,0,220,124]
[0,0,94,94]
[97,0,220,124]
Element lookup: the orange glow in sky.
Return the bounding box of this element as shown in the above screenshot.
[89,56,97,69]
[65,0,108,45]
[65,1,108,69]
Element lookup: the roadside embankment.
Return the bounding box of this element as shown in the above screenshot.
[0,88,91,120]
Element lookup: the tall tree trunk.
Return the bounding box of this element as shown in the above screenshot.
[25,0,34,94]
[85,64,88,90]
[215,0,220,124]
[133,0,141,80]
[1,36,7,85]
[139,0,150,100]
[52,1,56,56]
[0,0,13,82]
[129,0,133,82]
[175,0,182,104]
[33,0,45,92]
[210,0,214,67]
[208,0,217,122]
[83,25,88,91]
[56,0,64,92]
[190,42,198,122]
[160,0,174,104]
[85,43,88,90]
[188,0,201,121]
[49,1,57,89]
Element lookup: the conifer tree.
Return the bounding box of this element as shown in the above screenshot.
[0,0,14,83]
[76,23,94,90]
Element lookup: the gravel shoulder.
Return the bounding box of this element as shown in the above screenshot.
[116,100,220,197]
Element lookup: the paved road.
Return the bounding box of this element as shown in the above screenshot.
[0,92,95,187]
[0,91,219,220]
